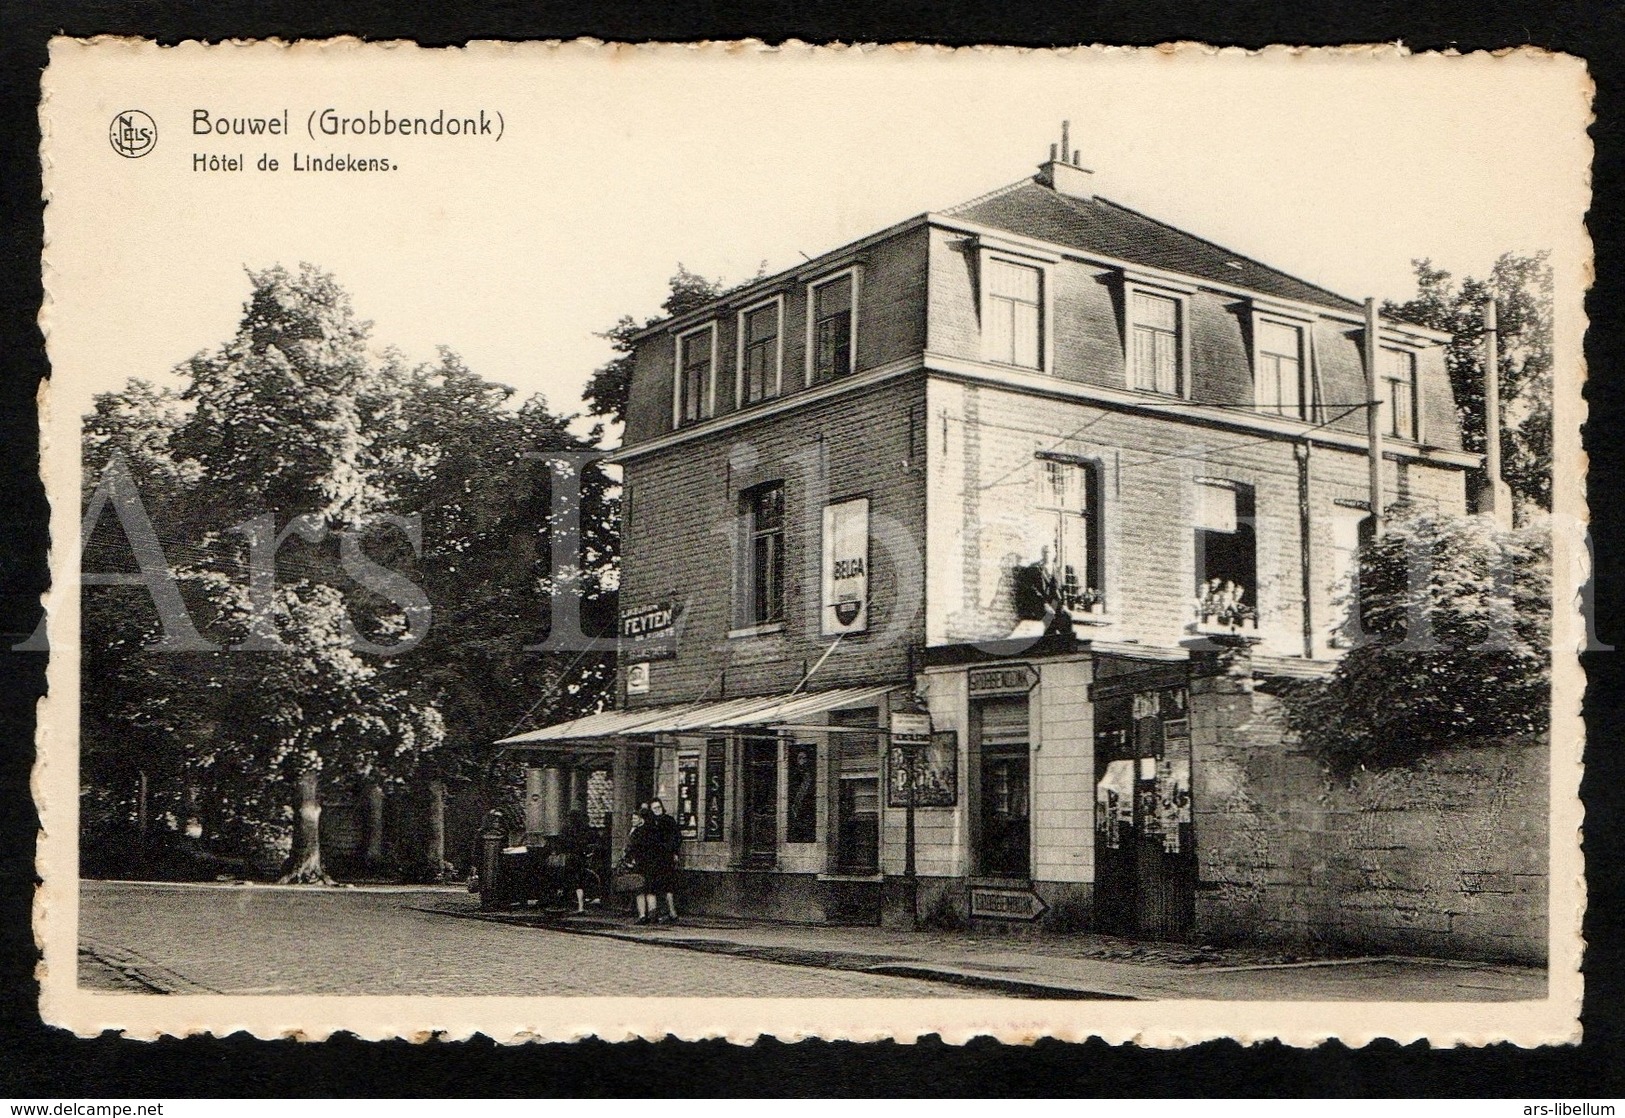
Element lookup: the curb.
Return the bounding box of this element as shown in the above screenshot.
[420,905,1136,1000]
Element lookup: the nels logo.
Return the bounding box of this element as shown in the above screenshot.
[109,110,156,158]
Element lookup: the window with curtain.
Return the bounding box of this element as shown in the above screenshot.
[986,258,1042,369]
[1255,320,1304,417]
[1130,290,1181,395]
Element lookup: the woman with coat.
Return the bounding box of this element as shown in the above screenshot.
[621,807,661,925]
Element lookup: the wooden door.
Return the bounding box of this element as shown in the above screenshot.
[743,736,778,867]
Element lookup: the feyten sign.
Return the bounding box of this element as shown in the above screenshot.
[619,601,681,661]
[821,497,869,635]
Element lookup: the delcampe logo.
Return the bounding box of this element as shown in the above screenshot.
[109,109,156,158]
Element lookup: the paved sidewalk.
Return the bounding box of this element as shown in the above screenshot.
[424,897,1547,1001]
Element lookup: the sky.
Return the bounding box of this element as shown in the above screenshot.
[43,43,1592,433]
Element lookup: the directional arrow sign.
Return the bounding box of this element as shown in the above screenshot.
[969,887,1049,921]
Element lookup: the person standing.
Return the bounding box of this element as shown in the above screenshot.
[646,797,683,924]
[554,809,594,914]
[621,808,659,925]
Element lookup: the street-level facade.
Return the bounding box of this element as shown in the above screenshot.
[502,144,1479,937]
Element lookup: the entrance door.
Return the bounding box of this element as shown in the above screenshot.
[1094,686,1195,939]
[743,736,778,867]
[976,698,1030,878]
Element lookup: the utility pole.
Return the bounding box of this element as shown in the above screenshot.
[1364,297,1386,537]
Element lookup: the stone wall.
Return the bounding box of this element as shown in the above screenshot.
[1189,650,1548,963]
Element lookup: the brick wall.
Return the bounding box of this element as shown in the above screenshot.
[623,226,929,447]
[620,377,929,705]
[925,376,1470,658]
[1189,651,1548,963]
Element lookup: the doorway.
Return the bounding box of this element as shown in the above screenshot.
[742,735,778,867]
[975,698,1030,878]
[1093,685,1195,939]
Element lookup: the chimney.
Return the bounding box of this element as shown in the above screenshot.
[1036,119,1097,200]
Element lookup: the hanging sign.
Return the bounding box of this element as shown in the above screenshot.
[619,601,681,661]
[821,497,870,635]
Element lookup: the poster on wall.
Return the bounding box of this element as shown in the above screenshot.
[887,728,958,808]
[703,739,726,842]
[821,497,870,635]
[1095,759,1135,851]
[676,753,700,838]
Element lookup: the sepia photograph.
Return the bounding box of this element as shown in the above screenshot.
[31,40,1589,1044]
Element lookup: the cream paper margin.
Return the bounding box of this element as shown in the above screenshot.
[34,37,1590,1046]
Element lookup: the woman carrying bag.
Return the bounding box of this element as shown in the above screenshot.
[615,808,658,925]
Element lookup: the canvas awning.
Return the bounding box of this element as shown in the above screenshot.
[496,683,899,751]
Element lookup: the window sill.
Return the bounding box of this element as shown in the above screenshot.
[817,872,884,883]
[728,622,786,640]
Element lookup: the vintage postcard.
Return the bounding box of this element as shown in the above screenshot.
[34,39,1590,1045]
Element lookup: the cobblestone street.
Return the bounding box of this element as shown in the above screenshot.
[79,881,979,998]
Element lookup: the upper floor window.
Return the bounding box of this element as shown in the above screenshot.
[1381,347,1418,441]
[1034,457,1101,610]
[675,324,715,426]
[1129,290,1182,396]
[809,271,856,384]
[738,298,783,406]
[1255,319,1306,418]
[986,258,1043,369]
[1194,479,1257,621]
[742,482,786,626]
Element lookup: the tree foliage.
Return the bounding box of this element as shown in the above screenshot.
[1283,511,1550,769]
[1383,252,1553,514]
[80,264,616,881]
[582,262,761,427]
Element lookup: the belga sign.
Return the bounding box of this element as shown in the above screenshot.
[821,497,869,635]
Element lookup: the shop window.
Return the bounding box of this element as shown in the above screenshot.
[1255,319,1306,418]
[1129,290,1182,396]
[740,482,785,627]
[985,257,1043,369]
[738,297,782,405]
[808,271,856,383]
[830,707,879,874]
[1382,347,1418,441]
[787,740,818,843]
[1193,479,1257,616]
[674,323,715,426]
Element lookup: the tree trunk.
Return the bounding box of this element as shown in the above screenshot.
[427,779,446,882]
[364,782,386,867]
[279,768,333,884]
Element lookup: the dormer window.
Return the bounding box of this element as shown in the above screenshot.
[737,296,783,406]
[1381,347,1418,441]
[985,258,1043,369]
[674,323,717,427]
[1129,289,1183,396]
[1255,319,1306,418]
[808,270,857,384]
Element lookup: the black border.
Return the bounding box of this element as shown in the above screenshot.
[3,0,1623,1098]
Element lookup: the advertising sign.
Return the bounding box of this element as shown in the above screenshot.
[967,663,1038,698]
[821,498,870,635]
[887,721,958,808]
[619,601,681,661]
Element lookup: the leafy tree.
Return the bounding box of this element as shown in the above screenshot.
[1383,252,1553,515]
[582,263,758,427]
[1284,511,1550,769]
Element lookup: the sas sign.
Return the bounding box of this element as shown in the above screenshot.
[821,497,869,636]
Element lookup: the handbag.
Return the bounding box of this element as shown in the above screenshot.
[612,871,646,894]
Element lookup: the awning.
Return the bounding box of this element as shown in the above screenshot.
[496,683,899,750]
